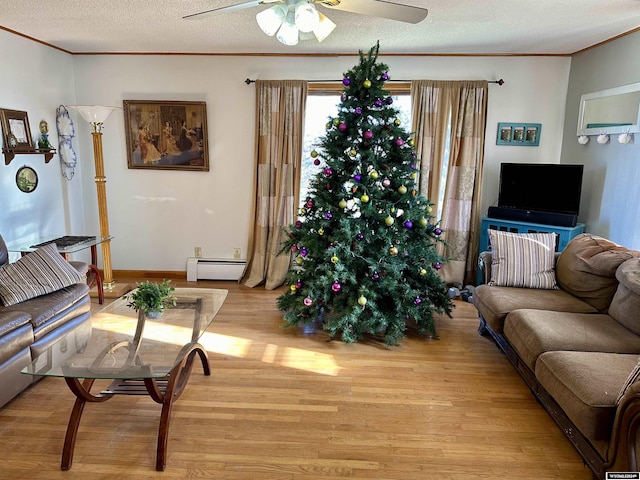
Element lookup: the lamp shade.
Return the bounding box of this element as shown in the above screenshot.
[69,105,119,125]
[313,12,336,42]
[277,10,299,46]
[294,0,319,33]
[256,5,286,36]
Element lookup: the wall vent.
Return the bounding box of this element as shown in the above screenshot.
[186,258,246,281]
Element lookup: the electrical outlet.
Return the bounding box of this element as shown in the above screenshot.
[194,247,202,258]
[233,248,241,259]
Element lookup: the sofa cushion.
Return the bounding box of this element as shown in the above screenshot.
[616,356,640,405]
[609,258,640,336]
[504,309,640,371]
[473,284,596,334]
[488,230,558,289]
[0,243,84,306]
[556,233,639,313]
[535,351,637,452]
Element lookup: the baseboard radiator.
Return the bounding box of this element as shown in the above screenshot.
[186,258,246,281]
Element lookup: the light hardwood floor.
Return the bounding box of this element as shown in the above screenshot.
[0,278,593,479]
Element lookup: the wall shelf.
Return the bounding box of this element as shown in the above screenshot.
[2,148,57,165]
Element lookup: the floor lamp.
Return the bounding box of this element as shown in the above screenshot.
[70,105,131,297]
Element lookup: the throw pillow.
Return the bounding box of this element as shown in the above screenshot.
[0,243,84,306]
[616,357,640,405]
[488,230,558,289]
[556,233,640,313]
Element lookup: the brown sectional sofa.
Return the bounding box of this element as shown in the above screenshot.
[0,234,92,409]
[474,232,640,478]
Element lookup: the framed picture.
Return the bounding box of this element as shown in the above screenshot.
[499,125,512,143]
[0,109,34,150]
[16,166,38,193]
[496,122,541,146]
[123,100,209,171]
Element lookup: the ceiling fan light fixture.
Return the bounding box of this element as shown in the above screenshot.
[256,4,286,36]
[294,0,319,33]
[276,10,299,45]
[313,12,336,42]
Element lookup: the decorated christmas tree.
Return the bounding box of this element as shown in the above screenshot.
[276,43,453,345]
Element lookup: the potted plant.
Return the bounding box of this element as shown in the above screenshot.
[124,279,177,318]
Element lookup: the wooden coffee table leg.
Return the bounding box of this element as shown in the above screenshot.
[152,344,209,471]
[62,377,113,470]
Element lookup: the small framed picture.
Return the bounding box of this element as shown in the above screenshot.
[0,109,34,150]
[512,127,525,142]
[525,126,539,144]
[496,123,541,146]
[500,126,512,143]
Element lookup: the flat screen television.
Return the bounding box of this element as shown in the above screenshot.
[498,163,584,215]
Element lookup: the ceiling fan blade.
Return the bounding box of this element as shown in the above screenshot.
[317,0,428,24]
[183,0,284,20]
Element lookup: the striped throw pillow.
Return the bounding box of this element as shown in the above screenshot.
[617,357,640,405]
[488,230,558,289]
[0,242,84,306]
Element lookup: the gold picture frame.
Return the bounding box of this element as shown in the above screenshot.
[123,100,209,171]
[0,108,34,150]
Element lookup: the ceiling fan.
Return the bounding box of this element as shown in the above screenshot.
[183,0,428,46]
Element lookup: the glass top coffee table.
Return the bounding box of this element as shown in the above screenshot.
[23,287,228,471]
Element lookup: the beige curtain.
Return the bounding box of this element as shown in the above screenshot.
[240,80,308,290]
[411,80,488,286]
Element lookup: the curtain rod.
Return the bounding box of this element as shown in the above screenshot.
[245,78,505,85]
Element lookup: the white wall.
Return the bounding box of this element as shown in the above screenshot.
[0,30,86,261]
[72,54,571,272]
[561,30,640,249]
[1,29,572,271]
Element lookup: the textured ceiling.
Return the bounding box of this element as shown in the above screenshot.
[1,0,640,55]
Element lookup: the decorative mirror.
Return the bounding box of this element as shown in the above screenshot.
[577,82,640,135]
[16,166,38,193]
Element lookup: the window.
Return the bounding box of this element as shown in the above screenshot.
[300,84,412,208]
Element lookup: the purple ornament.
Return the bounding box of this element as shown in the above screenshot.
[386,97,393,105]
[342,77,351,86]
[434,262,442,270]
[323,167,333,177]
[339,122,347,132]
[313,159,320,166]
[300,248,308,257]
[434,227,442,236]
[375,99,383,107]
[295,221,303,228]
[404,220,413,229]
[414,297,422,305]
[354,107,362,115]
[395,138,404,147]
[306,200,314,209]
[381,72,389,81]
[410,163,416,169]
[364,130,373,140]
[295,281,302,288]
[372,272,380,281]
[354,174,362,182]
[331,281,342,292]
[325,211,333,219]
[356,232,364,240]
